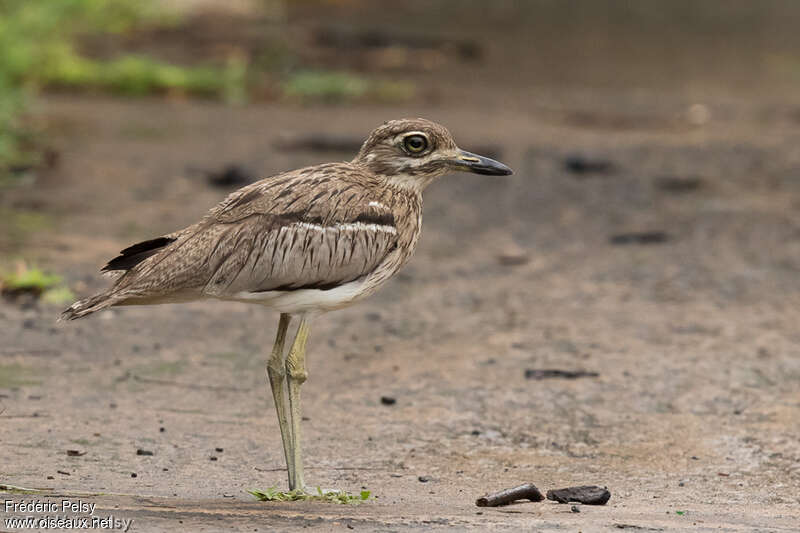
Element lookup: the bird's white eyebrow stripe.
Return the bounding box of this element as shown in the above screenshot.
[393,130,429,144]
[291,221,397,234]
[368,201,387,209]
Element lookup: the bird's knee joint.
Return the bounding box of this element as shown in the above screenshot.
[285,360,307,383]
[267,361,285,379]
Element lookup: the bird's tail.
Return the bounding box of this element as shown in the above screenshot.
[60,291,121,321]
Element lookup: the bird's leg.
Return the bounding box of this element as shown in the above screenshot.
[266,313,294,489]
[285,317,311,491]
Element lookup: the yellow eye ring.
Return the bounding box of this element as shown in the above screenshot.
[403,134,428,154]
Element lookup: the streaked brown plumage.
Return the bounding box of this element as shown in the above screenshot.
[61,118,513,492]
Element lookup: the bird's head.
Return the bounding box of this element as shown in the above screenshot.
[353,118,512,191]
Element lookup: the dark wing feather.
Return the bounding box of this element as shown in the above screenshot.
[102,236,177,272]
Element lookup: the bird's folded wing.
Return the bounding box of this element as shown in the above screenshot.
[110,167,398,299]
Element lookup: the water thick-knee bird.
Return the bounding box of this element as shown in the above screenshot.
[61,118,513,491]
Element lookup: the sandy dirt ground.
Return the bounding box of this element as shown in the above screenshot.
[3,2,800,531]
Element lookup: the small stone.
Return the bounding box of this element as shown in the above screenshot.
[380,396,396,406]
[571,505,580,513]
[497,249,529,266]
[66,449,85,457]
[210,456,218,461]
[686,103,711,126]
[546,485,611,505]
[136,449,153,456]
[131,473,137,478]
[215,447,224,453]
[418,476,431,483]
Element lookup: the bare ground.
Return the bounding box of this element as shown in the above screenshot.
[1,91,799,531]
[3,3,800,530]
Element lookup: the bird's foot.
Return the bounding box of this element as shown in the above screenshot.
[250,486,370,504]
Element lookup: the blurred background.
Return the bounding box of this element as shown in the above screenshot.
[2,1,799,527]
[3,0,800,283]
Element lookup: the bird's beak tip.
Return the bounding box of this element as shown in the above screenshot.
[455,150,513,176]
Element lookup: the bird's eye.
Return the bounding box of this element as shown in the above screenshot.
[403,134,428,154]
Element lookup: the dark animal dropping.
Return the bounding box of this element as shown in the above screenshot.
[525,369,599,380]
[609,232,670,245]
[655,176,703,193]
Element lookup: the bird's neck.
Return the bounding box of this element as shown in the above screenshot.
[383,173,437,192]
[351,157,435,194]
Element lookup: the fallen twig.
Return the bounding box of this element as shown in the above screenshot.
[476,483,544,507]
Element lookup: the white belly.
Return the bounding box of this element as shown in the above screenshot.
[227,278,370,314]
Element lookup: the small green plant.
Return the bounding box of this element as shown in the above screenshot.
[2,268,61,293]
[0,264,74,304]
[249,487,371,504]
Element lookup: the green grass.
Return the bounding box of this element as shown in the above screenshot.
[40,54,245,100]
[0,0,241,179]
[0,264,74,304]
[0,0,163,175]
[2,268,61,292]
[0,1,417,178]
[283,70,415,104]
[249,487,371,504]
